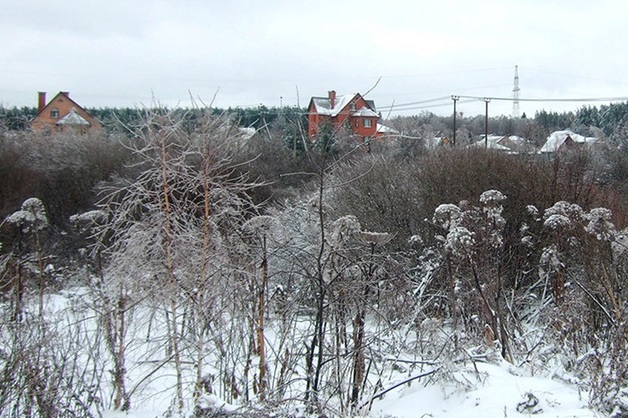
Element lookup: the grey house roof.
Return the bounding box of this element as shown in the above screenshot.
[56,108,90,126]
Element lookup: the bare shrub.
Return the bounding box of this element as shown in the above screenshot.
[0,130,131,229]
[0,299,105,417]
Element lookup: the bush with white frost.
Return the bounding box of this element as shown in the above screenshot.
[432,203,462,230]
[584,207,615,241]
[4,197,48,233]
[445,226,475,256]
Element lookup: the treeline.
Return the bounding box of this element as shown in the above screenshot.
[536,101,628,136]
[0,104,308,134]
[3,101,628,143]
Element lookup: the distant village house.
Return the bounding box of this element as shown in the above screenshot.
[474,134,535,153]
[307,90,395,141]
[539,130,598,154]
[31,91,104,134]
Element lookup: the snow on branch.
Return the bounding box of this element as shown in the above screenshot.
[433,203,462,231]
[584,207,616,241]
[4,197,49,233]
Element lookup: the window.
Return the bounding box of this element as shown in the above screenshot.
[50,108,59,118]
[363,118,372,128]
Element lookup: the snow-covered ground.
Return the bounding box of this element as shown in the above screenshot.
[107,360,598,418]
[371,361,597,418]
[2,288,603,418]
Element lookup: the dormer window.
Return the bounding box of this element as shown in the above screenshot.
[363,118,372,128]
[350,102,356,111]
[50,108,59,118]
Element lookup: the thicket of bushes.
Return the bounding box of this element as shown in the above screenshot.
[0,112,627,416]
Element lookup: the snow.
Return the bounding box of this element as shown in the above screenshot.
[539,130,598,153]
[544,201,584,224]
[473,135,534,153]
[4,197,48,232]
[238,126,256,139]
[352,107,379,117]
[544,214,572,230]
[540,244,563,271]
[473,134,510,150]
[479,189,506,205]
[56,108,90,126]
[433,203,462,230]
[376,123,398,134]
[70,209,107,225]
[445,226,475,254]
[371,361,596,418]
[584,207,615,241]
[331,214,361,245]
[312,93,359,116]
[527,205,540,217]
[3,186,617,418]
[614,228,628,258]
[4,209,37,226]
[3,265,603,418]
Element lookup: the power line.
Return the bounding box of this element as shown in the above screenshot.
[377,96,451,110]
[381,99,477,113]
[379,94,628,117]
[456,95,628,103]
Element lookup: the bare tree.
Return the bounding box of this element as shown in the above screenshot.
[92,107,262,412]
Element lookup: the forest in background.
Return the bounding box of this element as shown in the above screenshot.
[2,100,628,143]
[0,102,627,416]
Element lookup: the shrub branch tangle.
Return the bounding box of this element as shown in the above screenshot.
[92,109,262,412]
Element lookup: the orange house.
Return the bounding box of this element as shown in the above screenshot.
[31,91,104,134]
[307,90,381,140]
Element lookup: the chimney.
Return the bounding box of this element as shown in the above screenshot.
[38,92,46,112]
[328,90,336,109]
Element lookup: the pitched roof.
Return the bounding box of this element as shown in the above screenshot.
[478,134,508,148]
[376,123,398,134]
[56,108,90,126]
[35,92,80,117]
[352,107,379,117]
[540,130,597,153]
[310,92,378,118]
[472,134,534,153]
[310,93,358,116]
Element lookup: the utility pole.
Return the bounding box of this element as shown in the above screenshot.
[484,98,490,148]
[452,95,459,146]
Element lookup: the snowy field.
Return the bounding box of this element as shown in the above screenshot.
[17,288,597,418]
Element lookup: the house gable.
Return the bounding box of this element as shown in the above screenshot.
[32,92,104,133]
[307,90,382,140]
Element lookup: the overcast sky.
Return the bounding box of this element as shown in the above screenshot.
[2,0,627,118]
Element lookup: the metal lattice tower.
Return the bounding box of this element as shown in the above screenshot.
[512,65,520,118]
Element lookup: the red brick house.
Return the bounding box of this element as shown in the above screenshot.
[31,91,104,134]
[307,90,382,140]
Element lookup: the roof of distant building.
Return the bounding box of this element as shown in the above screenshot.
[56,108,90,126]
[376,123,398,134]
[310,93,377,117]
[352,107,379,117]
[540,130,597,153]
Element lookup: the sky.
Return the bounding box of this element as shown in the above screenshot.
[2,0,628,118]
